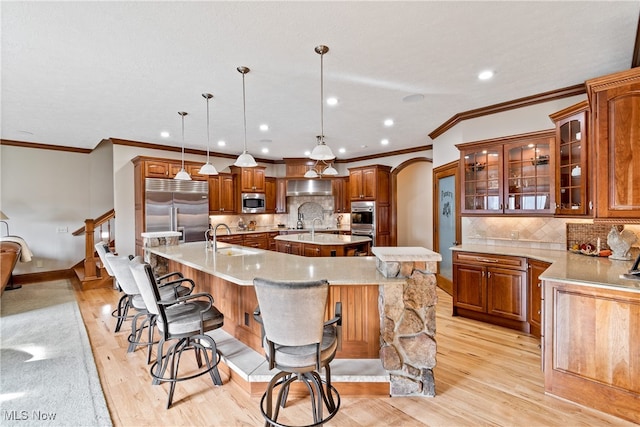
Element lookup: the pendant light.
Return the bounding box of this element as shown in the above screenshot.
[310,45,336,161]
[234,66,258,167]
[304,135,338,178]
[174,111,191,180]
[198,93,218,175]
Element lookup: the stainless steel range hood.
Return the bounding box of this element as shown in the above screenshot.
[286,179,333,196]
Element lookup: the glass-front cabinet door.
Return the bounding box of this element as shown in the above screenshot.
[504,140,553,214]
[458,130,555,215]
[550,101,590,216]
[462,146,502,213]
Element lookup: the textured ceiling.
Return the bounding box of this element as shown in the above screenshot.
[1,1,638,161]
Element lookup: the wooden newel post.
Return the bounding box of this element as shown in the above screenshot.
[84,218,97,279]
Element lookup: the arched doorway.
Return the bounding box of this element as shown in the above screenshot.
[391,158,432,247]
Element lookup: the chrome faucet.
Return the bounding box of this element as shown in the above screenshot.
[205,229,213,249]
[213,223,231,252]
[311,218,323,239]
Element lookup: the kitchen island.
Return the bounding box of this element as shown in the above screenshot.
[274,232,371,256]
[452,244,640,424]
[145,241,441,397]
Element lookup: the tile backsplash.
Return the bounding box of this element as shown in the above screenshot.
[463,217,640,252]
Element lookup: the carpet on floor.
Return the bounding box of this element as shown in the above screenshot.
[0,280,112,426]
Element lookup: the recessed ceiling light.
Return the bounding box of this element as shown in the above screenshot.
[261,148,269,154]
[339,148,346,154]
[384,119,394,127]
[217,140,226,147]
[160,131,170,138]
[402,94,424,103]
[478,70,494,80]
[259,124,269,131]
[326,97,338,106]
[304,150,311,156]
[381,139,389,145]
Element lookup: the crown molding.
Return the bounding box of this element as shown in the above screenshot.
[428,83,586,140]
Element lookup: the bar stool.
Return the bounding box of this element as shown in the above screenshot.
[106,254,193,363]
[253,277,342,427]
[129,257,224,408]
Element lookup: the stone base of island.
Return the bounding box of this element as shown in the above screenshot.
[145,240,441,397]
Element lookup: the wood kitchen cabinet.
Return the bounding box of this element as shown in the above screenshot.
[332,177,350,213]
[549,101,591,216]
[242,233,269,250]
[457,130,555,215]
[453,251,528,332]
[209,173,236,214]
[348,165,390,203]
[275,240,303,255]
[230,166,266,193]
[586,68,640,223]
[527,259,550,338]
[265,177,276,213]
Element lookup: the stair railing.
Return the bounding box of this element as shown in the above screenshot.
[72,209,115,280]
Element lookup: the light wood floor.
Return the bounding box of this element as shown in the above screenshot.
[73,281,634,426]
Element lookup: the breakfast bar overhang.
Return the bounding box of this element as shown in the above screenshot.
[145,241,441,397]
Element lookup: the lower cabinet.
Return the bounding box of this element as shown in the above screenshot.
[528,259,550,338]
[275,240,303,255]
[242,233,269,250]
[453,251,528,332]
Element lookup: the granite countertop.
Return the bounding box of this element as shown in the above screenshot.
[146,241,404,286]
[452,244,640,293]
[273,233,370,245]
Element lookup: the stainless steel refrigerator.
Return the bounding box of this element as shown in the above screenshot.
[145,178,209,243]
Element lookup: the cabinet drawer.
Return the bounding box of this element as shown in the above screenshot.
[453,251,526,270]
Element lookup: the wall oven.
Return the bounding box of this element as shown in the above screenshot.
[351,201,375,245]
[242,193,266,213]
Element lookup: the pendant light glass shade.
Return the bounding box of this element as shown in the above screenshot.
[310,138,335,161]
[309,45,336,161]
[234,66,258,167]
[322,163,338,175]
[174,111,192,180]
[199,93,218,175]
[304,168,319,178]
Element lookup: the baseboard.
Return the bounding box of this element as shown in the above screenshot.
[13,269,75,285]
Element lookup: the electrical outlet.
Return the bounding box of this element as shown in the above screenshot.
[36,260,44,268]
[56,226,68,233]
[510,230,519,240]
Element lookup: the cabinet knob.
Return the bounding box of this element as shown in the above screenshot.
[537,282,541,288]
[537,310,541,315]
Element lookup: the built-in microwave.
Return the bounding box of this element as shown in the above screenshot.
[242,193,266,213]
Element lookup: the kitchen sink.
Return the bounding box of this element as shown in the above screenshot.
[215,247,260,257]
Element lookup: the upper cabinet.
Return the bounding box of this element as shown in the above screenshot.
[209,173,236,214]
[348,165,390,203]
[586,68,640,223]
[332,177,350,213]
[549,100,591,216]
[458,130,555,215]
[230,166,266,193]
[265,177,276,213]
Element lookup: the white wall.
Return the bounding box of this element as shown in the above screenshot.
[0,145,93,273]
[89,140,114,217]
[397,161,433,248]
